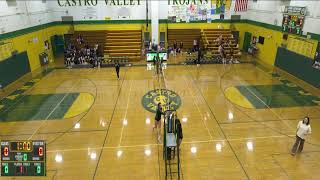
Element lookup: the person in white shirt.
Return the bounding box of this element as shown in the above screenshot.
[193,39,197,51]
[291,116,311,155]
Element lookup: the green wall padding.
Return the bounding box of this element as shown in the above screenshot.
[0,51,31,88]
[275,47,320,88]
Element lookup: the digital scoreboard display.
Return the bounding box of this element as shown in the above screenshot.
[146,52,168,62]
[0,141,46,176]
[282,6,306,35]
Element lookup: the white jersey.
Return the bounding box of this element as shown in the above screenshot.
[296,121,311,139]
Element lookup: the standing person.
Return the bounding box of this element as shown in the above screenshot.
[197,47,202,65]
[173,40,177,57]
[193,39,197,51]
[218,43,226,64]
[115,63,120,80]
[153,103,164,142]
[291,116,312,156]
[179,41,184,53]
[175,118,183,147]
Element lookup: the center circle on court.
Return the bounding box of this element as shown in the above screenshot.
[141,89,182,113]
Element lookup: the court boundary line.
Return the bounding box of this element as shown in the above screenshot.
[92,67,129,180]
[41,76,99,145]
[118,79,133,146]
[28,79,79,140]
[0,69,56,116]
[46,134,296,153]
[160,64,185,180]
[182,76,215,141]
[254,63,320,115]
[222,63,320,148]
[186,65,251,180]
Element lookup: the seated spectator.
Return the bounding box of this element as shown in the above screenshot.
[76,34,84,44]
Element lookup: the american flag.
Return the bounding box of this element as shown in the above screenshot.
[234,0,248,12]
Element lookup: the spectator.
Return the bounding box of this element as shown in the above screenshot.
[193,39,197,51]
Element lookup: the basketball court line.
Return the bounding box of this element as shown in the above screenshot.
[218,64,320,149]
[39,77,99,146]
[118,80,133,146]
[92,67,128,180]
[233,66,297,131]
[28,79,79,140]
[182,76,215,141]
[46,134,296,153]
[254,64,320,114]
[0,70,56,115]
[270,153,292,179]
[160,65,185,180]
[0,117,306,138]
[1,115,313,138]
[186,64,250,179]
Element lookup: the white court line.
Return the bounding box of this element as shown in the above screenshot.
[118,80,133,146]
[183,76,215,141]
[28,80,78,140]
[47,134,295,153]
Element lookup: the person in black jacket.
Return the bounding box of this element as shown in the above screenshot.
[175,119,183,147]
[115,63,120,80]
[197,47,202,64]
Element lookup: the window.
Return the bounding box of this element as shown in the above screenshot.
[6,0,17,7]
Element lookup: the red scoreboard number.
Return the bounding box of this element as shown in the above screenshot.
[3,146,9,157]
[38,147,43,156]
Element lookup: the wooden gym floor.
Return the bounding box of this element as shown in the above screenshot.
[0,60,320,179]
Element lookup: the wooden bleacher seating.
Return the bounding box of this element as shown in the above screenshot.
[72,31,107,54]
[72,30,142,62]
[202,29,241,59]
[168,29,201,49]
[105,30,142,62]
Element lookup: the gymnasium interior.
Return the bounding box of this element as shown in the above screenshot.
[0,0,320,179]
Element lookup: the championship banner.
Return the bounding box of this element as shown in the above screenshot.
[211,0,231,14]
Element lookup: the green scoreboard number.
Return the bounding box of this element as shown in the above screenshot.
[0,141,46,176]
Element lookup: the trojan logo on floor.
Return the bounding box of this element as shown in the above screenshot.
[141,89,182,113]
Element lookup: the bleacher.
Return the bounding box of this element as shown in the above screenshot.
[72,31,107,54]
[201,29,241,59]
[168,29,201,49]
[104,30,142,62]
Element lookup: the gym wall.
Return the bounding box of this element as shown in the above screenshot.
[0,24,70,71]
[275,47,320,88]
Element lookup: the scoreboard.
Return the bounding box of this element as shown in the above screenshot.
[282,6,306,35]
[0,141,46,176]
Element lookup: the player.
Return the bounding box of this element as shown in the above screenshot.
[153,103,164,142]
